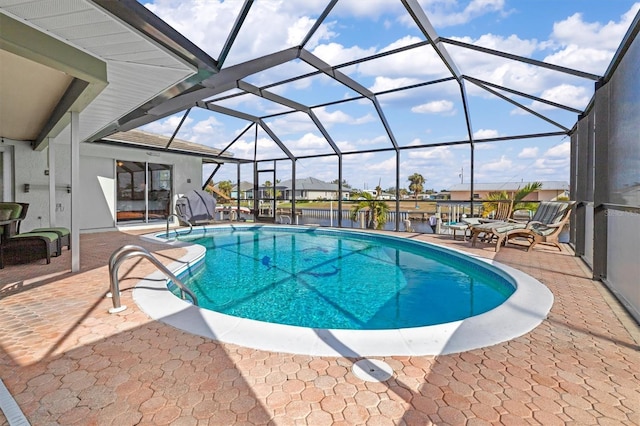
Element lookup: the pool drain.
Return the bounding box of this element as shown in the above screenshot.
[352,359,393,382]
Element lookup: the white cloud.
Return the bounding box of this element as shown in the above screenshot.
[337,134,389,151]
[412,100,455,114]
[407,146,454,161]
[544,4,640,74]
[266,113,317,135]
[473,129,499,139]
[369,76,423,93]
[532,84,591,110]
[141,115,194,138]
[287,16,319,47]
[518,147,539,159]
[356,36,449,79]
[313,107,375,126]
[285,133,329,151]
[544,141,570,158]
[312,42,377,65]
[192,116,223,135]
[366,155,397,173]
[482,155,513,172]
[531,157,568,175]
[456,33,538,57]
[543,45,614,75]
[145,1,329,66]
[417,0,507,27]
[551,6,639,50]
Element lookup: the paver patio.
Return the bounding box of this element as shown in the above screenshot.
[0,227,638,425]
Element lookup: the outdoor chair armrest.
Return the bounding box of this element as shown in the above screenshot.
[506,217,527,223]
[532,221,564,229]
[525,220,563,229]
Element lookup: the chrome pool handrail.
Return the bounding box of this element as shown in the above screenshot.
[107,244,198,313]
[166,214,192,238]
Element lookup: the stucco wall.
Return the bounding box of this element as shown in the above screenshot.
[3,137,203,232]
[5,139,53,232]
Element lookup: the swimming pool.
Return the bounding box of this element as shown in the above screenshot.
[135,225,554,356]
[169,227,514,330]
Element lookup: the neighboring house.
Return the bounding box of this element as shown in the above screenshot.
[447,181,569,201]
[230,181,254,200]
[276,177,348,201]
[350,189,396,200]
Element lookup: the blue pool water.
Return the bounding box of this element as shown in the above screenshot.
[170,226,515,330]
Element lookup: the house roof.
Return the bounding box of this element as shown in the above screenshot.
[231,181,254,192]
[278,177,337,191]
[448,181,569,192]
[99,130,233,162]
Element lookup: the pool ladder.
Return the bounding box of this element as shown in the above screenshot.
[107,244,198,313]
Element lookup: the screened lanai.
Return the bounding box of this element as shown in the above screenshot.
[1,2,639,423]
[86,1,640,320]
[1,2,638,318]
[100,0,608,222]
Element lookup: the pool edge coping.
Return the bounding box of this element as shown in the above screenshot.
[133,224,554,357]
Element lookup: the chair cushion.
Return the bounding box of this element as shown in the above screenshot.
[532,202,568,224]
[530,223,557,236]
[472,221,526,234]
[0,203,22,220]
[11,231,59,242]
[0,209,11,220]
[31,227,70,236]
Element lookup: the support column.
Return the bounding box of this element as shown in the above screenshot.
[70,111,80,272]
[395,150,400,231]
[48,139,56,227]
[593,81,609,280]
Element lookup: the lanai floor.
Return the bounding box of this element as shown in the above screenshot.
[0,227,638,425]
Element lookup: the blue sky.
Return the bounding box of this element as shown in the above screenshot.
[139,0,638,192]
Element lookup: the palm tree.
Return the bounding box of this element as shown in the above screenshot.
[349,191,389,230]
[217,180,233,198]
[408,173,425,207]
[482,182,543,217]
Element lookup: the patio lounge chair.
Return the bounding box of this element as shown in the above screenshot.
[0,203,63,268]
[0,231,60,269]
[27,227,71,251]
[479,200,514,223]
[0,202,29,238]
[470,201,574,252]
[505,201,575,252]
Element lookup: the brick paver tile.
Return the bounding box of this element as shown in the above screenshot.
[1,231,638,426]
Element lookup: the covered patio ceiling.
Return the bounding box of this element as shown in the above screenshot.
[0,0,204,150]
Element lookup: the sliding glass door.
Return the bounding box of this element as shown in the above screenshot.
[116,160,172,223]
